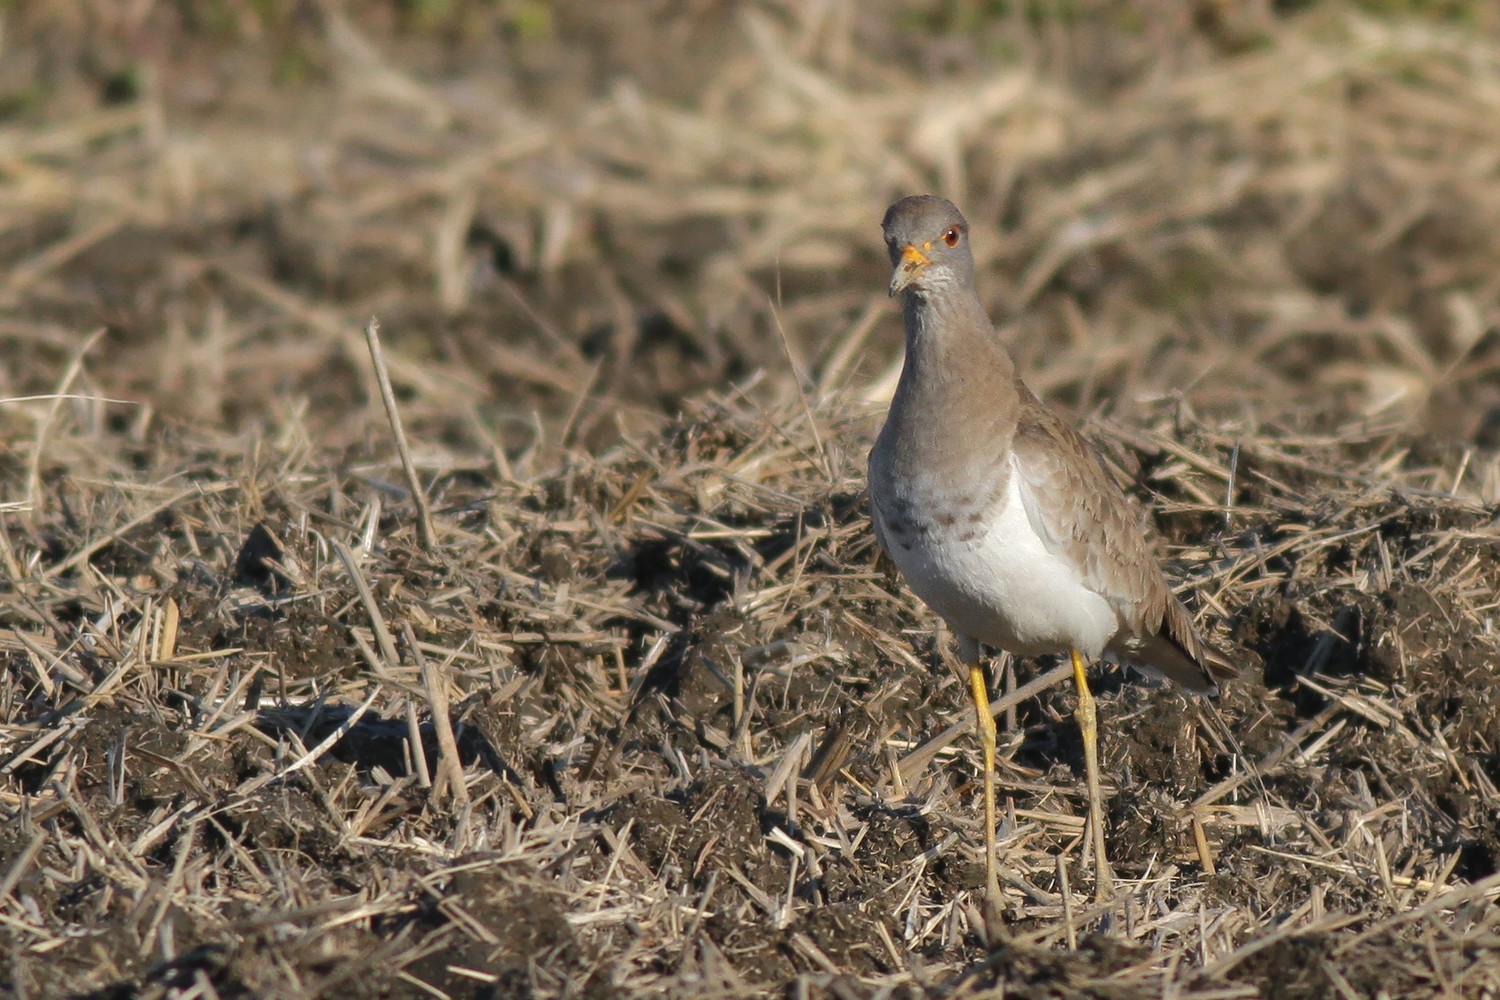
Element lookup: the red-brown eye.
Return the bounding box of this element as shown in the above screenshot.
[943,227,961,247]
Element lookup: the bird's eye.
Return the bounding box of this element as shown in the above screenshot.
[943,227,961,247]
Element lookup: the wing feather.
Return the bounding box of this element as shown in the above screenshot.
[1009,382,1233,692]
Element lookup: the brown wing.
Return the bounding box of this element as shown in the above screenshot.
[1009,381,1233,693]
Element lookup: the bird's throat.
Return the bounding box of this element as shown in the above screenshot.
[887,292,1019,473]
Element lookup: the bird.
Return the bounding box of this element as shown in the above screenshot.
[867,194,1234,927]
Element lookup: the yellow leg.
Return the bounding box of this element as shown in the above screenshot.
[968,661,1005,934]
[1070,649,1114,899]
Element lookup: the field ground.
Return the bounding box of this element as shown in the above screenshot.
[2,3,1500,997]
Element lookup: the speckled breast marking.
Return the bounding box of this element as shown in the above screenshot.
[877,469,1008,553]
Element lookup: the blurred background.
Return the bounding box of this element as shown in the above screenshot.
[3,0,1500,480]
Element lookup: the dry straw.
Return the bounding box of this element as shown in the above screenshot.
[2,4,1500,997]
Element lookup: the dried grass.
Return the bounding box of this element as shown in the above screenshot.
[3,3,1500,997]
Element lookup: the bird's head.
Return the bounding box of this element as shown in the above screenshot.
[882,195,974,298]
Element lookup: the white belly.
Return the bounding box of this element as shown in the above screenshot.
[881,473,1119,658]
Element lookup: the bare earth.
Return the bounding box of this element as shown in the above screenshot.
[2,4,1499,998]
